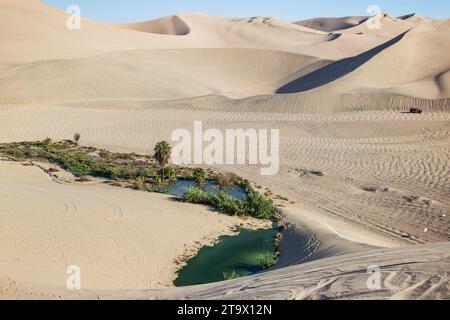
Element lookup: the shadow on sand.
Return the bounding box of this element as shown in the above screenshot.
[277,32,408,94]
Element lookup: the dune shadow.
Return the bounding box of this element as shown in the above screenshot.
[326,33,343,41]
[277,32,407,94]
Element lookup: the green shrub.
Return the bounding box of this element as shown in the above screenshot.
[137,167,152,179]
[162,167,177,182]
[40,138,52,149]
[258,253,277,270]
[183,187,211,204]
[209,192,246,216]
[6,148,25,158]
[183,187,276,220]
[91,164,120,179]
[154,175,163,184]
[193,168,207,185]
[183,188,247,216]
[245,191,276,220]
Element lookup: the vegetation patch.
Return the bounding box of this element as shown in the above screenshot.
[182,186,278,220]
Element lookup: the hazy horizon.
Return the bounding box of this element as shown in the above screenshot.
[42,0,450,23]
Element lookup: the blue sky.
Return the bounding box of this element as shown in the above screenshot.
[43,0,449,23]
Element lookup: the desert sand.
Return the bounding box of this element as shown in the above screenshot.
[0,160,270,296]
[0,0,449,299]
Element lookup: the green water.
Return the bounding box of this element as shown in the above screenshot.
[174,228,279,287]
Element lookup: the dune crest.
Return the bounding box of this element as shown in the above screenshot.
[295,16,368,32]
[296,12,433,35]
[325,21,450,99]
[279,19,450,99]
[398,13,434,25]
[0,48,329,102]
[120,15,191,35]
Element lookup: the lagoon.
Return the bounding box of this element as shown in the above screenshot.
[174,228,279,287]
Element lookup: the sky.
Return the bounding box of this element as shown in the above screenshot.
[43,0,450,23]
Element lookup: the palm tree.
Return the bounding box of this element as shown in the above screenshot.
[154,141,172,182]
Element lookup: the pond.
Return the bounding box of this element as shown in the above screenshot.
[174,228,280,287]
[155,179,247,200]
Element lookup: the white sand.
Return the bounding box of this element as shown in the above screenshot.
[0,0,449,299]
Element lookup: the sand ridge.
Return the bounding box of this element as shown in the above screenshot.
[120,15,191,35]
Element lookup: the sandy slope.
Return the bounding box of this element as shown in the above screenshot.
[279,20,450,99]
[336,13,416,36]
[0,49,329,101]
[398,13,434,25]
[147,242,450,300]
[295,16,368,32]
[329,20,450,99]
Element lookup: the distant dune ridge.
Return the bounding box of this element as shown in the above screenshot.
[0,0,449,300]
[120,15,191,35]
[0,0,449,101]
[295,16,369,32]
[295,12,434,32]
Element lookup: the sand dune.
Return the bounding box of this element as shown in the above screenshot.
[398,13,434,25]
[0,0,395,74]
[2,1,447,101]
[0,0,164,70]
[296,13,428,36]
[0,48,329,101]
[324,20,450,99]
[0,0,449,300]
[120,15,191,35]
[336,13,416,36]
[295,16,368,32]
[277,32,407,94]
[279,20,450,99]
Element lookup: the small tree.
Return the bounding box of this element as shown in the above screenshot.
[193,168,207,185]
[74,133,81,145]
[154,141,172,182]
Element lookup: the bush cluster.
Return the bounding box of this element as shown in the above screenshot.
[182,187,276,220]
